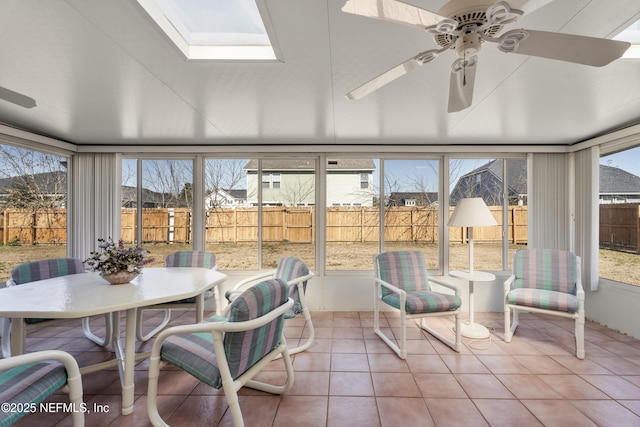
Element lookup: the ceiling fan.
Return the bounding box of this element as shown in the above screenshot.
[342,0,631,112]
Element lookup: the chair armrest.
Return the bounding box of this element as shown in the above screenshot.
[428,277,460,296]
[287,271,314,287]
[230,271,276,292]
[504,274,515,294]
[374,277,406,297]
[0,350,79,374]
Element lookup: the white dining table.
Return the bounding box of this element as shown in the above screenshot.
[0,267,227,415]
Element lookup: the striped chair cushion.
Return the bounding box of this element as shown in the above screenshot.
[165,251,217,303]
[10,258,85,324]
[160,279,289,389]
[275,257,310,317]
[0,361,67,427]
[376,251,430,296]
[382,291,461,314]
[507,288,579,313]
[512,249,578,295]
[11,258,85,285]
[165,251,216,269]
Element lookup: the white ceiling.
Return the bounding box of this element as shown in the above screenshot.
[0,0,639,149]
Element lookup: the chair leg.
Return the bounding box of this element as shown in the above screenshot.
[82,313,113,347]
[576,313,585,359]
[1,318,12,358]
[289,308,314,355]
[136,308,172,342]
[505,307,519,342]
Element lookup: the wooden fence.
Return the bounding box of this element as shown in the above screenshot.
[0,206,530,245]
[600,203,640,253]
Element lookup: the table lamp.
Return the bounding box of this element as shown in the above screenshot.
[448,197,498,274]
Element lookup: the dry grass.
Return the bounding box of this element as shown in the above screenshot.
[0,242,638,287]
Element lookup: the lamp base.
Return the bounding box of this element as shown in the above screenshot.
[460,321,490,339]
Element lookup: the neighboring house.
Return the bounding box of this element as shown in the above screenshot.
[204,188,248,208]
[0,171,67,208]
[451,160,640,206]
[121,186,177,208]
[388,192,438,207]
[599,164,640,204]
[244,159,376,207]
[450,159,527,206]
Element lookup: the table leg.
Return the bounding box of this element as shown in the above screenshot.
[121,308,137,415]
[10,318,25,355]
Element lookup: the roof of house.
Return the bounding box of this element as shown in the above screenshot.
[600,164,640,194]
[244,159,376,171]
[388,192,438,205]
[460,159,528,195]
[0,171,67,194]
[462,160,640,196]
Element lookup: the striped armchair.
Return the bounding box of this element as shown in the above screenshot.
[0,350,84,426]
[147,278,294,427]
[225,256,315,355]
[374,250,462,359]
[504,249,585,359]
[136,250,218,341]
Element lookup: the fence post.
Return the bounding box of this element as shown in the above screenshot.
[637,205,640,254]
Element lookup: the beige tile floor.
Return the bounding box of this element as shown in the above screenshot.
[10,309,640,426]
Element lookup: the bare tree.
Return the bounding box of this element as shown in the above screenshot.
[205,159,248,207]
[279,176,315,206]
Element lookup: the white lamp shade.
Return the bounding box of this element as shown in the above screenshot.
[448,197,498,227]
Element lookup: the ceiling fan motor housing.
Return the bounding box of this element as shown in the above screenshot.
[433,0,502,48]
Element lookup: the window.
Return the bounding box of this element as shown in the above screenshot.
[262,173,270,189]
[449,158,527,272]
[272,173,281,189]
[599,146,640,286]
[0,144,69,281]
[360,173,369,189]
[122,159,194,267]
[136,0,280,60]
[383,159,440,270]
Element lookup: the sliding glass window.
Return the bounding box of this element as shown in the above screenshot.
[599,146,640,287]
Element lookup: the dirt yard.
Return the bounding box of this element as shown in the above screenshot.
[0,242,638,286]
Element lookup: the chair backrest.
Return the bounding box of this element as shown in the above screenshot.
[165,251,216,269]
[224,278,290,379]
[275,256,310,315]
[375,250,429,295]
[512,249,579,295]
[10,258,85,285]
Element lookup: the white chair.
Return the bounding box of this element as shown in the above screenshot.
[147,278,294,427]
[136,250,217,341]
[225,256,315,355]
[373,250,462,359]
[0,350,84,426]
[504,248,585,359]
[2,258,112,358]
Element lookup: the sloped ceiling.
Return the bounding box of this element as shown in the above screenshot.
[0,0,639,148]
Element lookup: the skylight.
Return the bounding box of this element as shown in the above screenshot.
[136,0,279,61]
[614,18,640,59]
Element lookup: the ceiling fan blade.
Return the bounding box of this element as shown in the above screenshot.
[345,48,445,100]
[0,86,36,109]
[342,0,448,30]
[448,56,478,113]
[497,29,631,66]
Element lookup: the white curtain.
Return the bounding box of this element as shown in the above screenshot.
[574,147,600,290]
[68,153,122,260]
[528,153,571,250]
